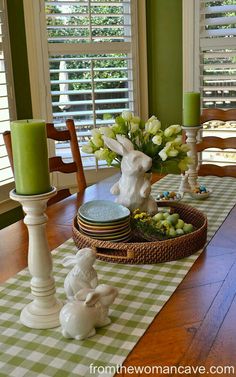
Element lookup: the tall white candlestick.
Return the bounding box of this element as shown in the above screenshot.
[10,187,62,329]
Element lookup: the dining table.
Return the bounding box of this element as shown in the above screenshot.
[0,172,236,376]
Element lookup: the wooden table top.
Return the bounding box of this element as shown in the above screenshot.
[1,173,236,374]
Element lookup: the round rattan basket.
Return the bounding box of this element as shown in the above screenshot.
[72,202,207,264]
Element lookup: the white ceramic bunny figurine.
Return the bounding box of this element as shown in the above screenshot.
[103,135,157,214]
[59,284,118,340]
[62,248,98,300]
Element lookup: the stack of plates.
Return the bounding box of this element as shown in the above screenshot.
[77,200,132,243]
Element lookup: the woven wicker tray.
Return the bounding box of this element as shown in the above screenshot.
[72,202,207,264]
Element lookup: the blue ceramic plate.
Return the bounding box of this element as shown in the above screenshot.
[78,200,130,223]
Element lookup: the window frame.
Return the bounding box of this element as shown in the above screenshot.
[0,0,17,206]
[23,0,148,188]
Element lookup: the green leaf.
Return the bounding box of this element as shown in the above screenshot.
[115,116,125,126]
[142,141,160,158]
[103,113,113,120]
[152,159,181,174]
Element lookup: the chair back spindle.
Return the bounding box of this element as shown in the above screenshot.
[197,109,236,178]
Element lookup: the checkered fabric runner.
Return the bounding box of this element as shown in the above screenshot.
[0,175,235,377]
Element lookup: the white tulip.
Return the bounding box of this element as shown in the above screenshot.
[81,144,93,154]
[174,135,182,145]
[167,148,179,157]
[164,127,174,138]
[170,124,181,134]
[159,146,168,161]
[145,119,161,135]
[147,115,157,122]
[130,122,139,133]
[122,110,133,121]
[100,127,115,138]
[152,134,162,145]
[180,144,190,153]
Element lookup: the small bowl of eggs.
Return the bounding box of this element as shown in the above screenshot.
[156,191,183,204]
[190,185,212,200]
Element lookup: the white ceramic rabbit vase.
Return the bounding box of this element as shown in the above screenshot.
[103,135,157,214]
[62,248,98,300]
[59,284,118,340]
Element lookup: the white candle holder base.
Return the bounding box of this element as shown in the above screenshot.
[10,187,63,329]
[182,125,202,190]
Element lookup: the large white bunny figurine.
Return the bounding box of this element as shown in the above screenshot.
[62,248,98,300]
[59,284,118,340]
[103,135,157,214]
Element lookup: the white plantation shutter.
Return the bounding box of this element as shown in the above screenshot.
[0,0,16,194]
[184,1,236,166]
[44,0,139,169]
[199,0,236,109]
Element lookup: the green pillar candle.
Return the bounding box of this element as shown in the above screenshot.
[183,92,201,126]
[11,119,51,195]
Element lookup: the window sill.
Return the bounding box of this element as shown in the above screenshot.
[0,198,20,215]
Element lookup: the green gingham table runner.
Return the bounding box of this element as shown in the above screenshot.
[0,175,236,377]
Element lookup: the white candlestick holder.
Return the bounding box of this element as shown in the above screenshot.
[10,187,62,329]
[181,125,202,191]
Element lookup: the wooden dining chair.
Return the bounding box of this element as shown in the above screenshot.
[197,108,236,177]
[3,119,87,205]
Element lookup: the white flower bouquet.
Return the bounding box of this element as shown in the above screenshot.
[82,111,191,174]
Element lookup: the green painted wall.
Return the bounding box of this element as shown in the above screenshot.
[146,0,182,127]
[1,1,31,229]
[7,0,32,119]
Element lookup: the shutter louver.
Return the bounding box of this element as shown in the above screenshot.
[45,0,135,168]
[0,0,15,187]
[200,0,236,109]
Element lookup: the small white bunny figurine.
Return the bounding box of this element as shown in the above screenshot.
[178,173,191,195]
[59,284,118,340]
[62,248,98,300]
[103,135,157,214]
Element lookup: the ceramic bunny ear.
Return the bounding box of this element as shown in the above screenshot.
[75,288,94,301]
[116,134,134,153]
[85,292,101,307]
[62,255,77,267]
[76,248,95,259]
[103,136,125,156]
[95,285,118,306]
